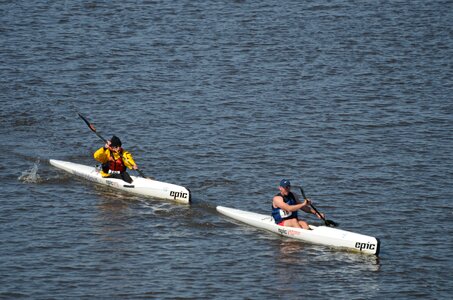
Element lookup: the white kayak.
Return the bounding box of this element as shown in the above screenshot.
[50,159,191,204]
[217,206,380,255]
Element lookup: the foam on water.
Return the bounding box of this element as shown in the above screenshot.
[18,159,42,184]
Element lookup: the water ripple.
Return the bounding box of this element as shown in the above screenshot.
[1,0,452,298]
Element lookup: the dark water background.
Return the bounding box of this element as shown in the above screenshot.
[1,0,452,298]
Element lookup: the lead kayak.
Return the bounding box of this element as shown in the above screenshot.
[217,206,380,255]
[50,159,191,204]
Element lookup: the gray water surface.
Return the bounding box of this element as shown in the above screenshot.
[1,0,452,298]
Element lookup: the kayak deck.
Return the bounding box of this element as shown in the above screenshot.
[217,206,380,255]
[50,159,191,204]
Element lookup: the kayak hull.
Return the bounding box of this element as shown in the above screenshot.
[217,206,380,255]
[50,159,191,204]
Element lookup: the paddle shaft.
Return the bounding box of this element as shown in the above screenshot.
[78,113,147,178]
[299,187,337,227]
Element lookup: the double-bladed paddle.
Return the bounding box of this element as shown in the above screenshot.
[78,113,148,179]
[299,186,339,227]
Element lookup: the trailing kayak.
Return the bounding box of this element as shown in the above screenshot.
[50,159,191,204]
[217,206,380,255]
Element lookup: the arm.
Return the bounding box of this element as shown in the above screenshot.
[293,192,312,209]
[300,198,324,219]
[93,146,109,163]
[273,195,309,212]
[301,204,315,214]
[122,150,138,170]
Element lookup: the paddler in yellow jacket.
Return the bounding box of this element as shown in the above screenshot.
[94,135,138,184]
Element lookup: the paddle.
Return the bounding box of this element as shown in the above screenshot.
[299,186,339,227]
[78,113,148,179]
[78,113,108,143]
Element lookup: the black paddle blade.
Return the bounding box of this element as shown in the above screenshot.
[78,113,96,132]
[325,219,339,227]
[78,113,107,143]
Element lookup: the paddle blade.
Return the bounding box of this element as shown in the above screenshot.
[78,113,96,132]
[78,113,107,143]
[325,219,339,227]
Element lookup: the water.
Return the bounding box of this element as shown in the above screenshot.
[1,0,452,298]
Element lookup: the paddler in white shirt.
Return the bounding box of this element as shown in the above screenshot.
[93,135,138,184]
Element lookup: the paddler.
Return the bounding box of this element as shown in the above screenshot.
[272,179,324,230]
[93,135,138,184]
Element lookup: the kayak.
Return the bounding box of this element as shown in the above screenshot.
[50,159,191,204]
[216,206,380,255]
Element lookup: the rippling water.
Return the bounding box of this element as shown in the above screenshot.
[1,0,452,298]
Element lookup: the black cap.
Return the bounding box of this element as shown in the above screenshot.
[110,135,122,147]
[280,179,291,188]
